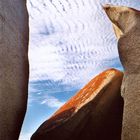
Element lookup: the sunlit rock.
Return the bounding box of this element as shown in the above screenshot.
[31,69,123,140]
[0,0,29,140]
[104,5,140,140]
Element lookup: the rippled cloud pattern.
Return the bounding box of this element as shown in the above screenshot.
[28,1,140,91]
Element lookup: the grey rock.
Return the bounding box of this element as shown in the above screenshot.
[0,0,29,140]
[104,5,140,140]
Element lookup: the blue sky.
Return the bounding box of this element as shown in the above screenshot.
[19,0,140,139]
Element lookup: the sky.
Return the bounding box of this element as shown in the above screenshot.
[19,0,140,139]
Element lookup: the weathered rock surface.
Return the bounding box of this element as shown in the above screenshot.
[104,5,140,140]
[31,69,123,140]
[0,0,29,140]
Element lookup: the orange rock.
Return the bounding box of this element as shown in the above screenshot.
[31,69,124,140]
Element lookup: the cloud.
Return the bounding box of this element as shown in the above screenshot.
[40,95,65,108]
[29,43,65,82]
[27,0,125,89]
[28,92,65,108]
[28,82,66,108]
[19,133,32,140]
[27,0,140,110]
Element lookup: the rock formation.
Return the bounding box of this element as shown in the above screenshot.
[31,69,123,140]
[0,0,29,140]
[103,5,140,140]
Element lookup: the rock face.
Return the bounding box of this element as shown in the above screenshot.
[104,5,140,140]
[31,69,123,140]
[0,1,29,140]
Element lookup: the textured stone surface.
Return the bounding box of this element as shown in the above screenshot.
[0,0,29,140]
[104,5,140,140]
[31,69,123,140]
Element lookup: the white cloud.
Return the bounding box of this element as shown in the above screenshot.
[40,95,65,108]
[26,0,140,111]
[27,0,124,88]
[28,83,66,108]
[29,43,66,81]
[27,1,140,87]
[19,133,32,140]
